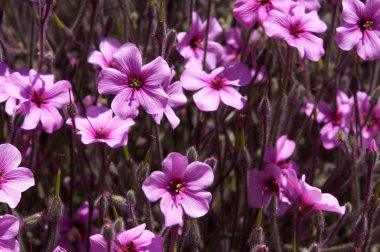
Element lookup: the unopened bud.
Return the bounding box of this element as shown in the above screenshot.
[24,212,44,227]
[113,217,124,233]
[94,193,109,211]
[164,29,177,58]
[258,95,271,117]
[101,223,114,241]
[48,197,62,222]
[365,140,377,166]
[186,146,198,163]
[205,156,217,170]
[112,195,127,206]
[127,190,136,205]
[13,111,26,128]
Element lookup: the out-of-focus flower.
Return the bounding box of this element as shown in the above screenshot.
[97,44,169,119]
[264,135,299,174]
[0,143,35,208]
[53,246,67,252]
[5,69,72,133]
[304,91,352,149]
[247,164,296,215]
[0,215,20,252]
[180,63,252,111]
[177,12,224,70]
[152,67,187,129]
[336,0,380,61]
[142,152,214,226]
[291,175,346,214]
[263,2,327,61]
[88,38,127,69]
[67,106,134,148]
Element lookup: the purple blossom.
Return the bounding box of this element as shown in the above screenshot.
[142,152,214,226]
[180,63,252,111]
[0,143,35,208]
[0,215,20,252]
[336,0,380,61]
[97,44,169,119]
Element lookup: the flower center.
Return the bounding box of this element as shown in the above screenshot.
[263,179,279,194]
[359,19,373,31]
[167,178,186,195]
[31,92,45,107]
[211,77,224,90]
[332,113,342,126]
[290,25,303,38]
[258,0,270,5]
[123,241,137,252]
[190,38,203,49]
[128,76,143,90]
[96,127,107,139]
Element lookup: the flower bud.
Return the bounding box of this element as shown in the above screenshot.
[13,111,26,128]
[112,195,127,206]
[127,190,136,205]
[101,223,114,241]
[113,217,124,233]
[24,212,44,227]
[186,146,198,163]
[365,140,377,166]
[258,95,271,117]
[48,197,62,222]
[205,156,217,170]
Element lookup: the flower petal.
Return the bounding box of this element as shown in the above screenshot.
[5,72,32,100]
[342,0,365,24]
[336,23,362,51]
[97,68,128,94]
[162,152,188,179]
[356,30,380,61]
[141,57,171,87]
[111,89,140,119]
[184,161,214,189]
[138,87,168,115]
[142,171,169,202]
[181,190,212,218]
[193,87,221,111]
[3,167,34,192]
[112,45,142,76]
[219,86,246,110]
[0,214,19,239]
[0,144,22,173]
[160,193,184,227]
[40,105,64,133]
[43,80,72,108]
[180,69,211,91]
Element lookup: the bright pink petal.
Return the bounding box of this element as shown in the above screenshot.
[3,167,34,192]
[184,161,214,189]
[342,0,365,24]
[233,0,258,29]
[99,38,121,64]
[105,117,134,148]
[141,57,171,87]
[193,87,221,111]
[5,72,32,100]
[163,106,180,129]
[160,193,184,227]
[166,81,187,107]
[40,105,64,133]
[356,30,380,61]
[134,230,157,250]
[336,23,362,51]
[180,69,211,91]
[263,10,290,39]
[20,103,41,131]
[219,86,246,110]
[86,106,113,130]
[275,135,296,163]
[162,152,188,179]
[97,68,128,94]
[142,171,168,202]
[117,223,146,246]
[0,239,19,252]
[222,63,252,86]
[87,51,108,68]
[90,234,109,252]
[181,190,212,218]
[301,11,327,33]
[138,87,168,115]
[43,80,72,108]
[113,45,142,76]
[0,144,22,173]
[0,215,19,239]
[313,193,346,215]
[0,185,22,208]
[111,89,140,119]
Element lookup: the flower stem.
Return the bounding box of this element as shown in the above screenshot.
[169,225,178,252]
[202,0,212,70]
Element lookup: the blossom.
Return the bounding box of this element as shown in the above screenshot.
[304,91,352,149]
[0,143,35,208]
[0,215,20,252]
[5,69,72,133]
[68,106,135,148]
[152,67,187,129]
[264,135,299,174]
[142,152,214,226]
[177,12,224,70]
[247,163,296,215]
[53,246,67,252]
[263,3,327,61]
[97,44,169,119]
[0,64,21,116]
[180,63,252,111]
[292,175,346,214]
[335,0,380,61]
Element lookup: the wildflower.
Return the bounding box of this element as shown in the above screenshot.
[0,215,20,252]
[97,44,169,119]
[336,0,380,61]
[0,143,35,208]
[152,67,187,129]
[142,152,214,226]
[263,2,327,61]
[177,12,224,70]
[5,69,72,133]
[88,38,127,69]
[180,63,252,111]
[68,106,135,148]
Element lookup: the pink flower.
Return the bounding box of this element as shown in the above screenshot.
[0,143,35,208]
[68,106,134,148]
[263,3,327,61]
[247,164,296,215]
[97,44,169,119]
[53,246,67,252]
[177,12,224,70]
[304,91,352,149]
[0,64,22,116]
[180,64,252,111]
[142,152,214,226]
[152,67,187,129]
[90,224,163,252]
[292,175,346,214]
[336,0,380,61]
[264,135,299,174]
[5,69,72,133]
[88,38,129,69]
[0,214,20,252]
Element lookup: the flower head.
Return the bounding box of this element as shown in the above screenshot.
[0,214,20,252]
[88,38,127,69]
[142,152,214,226]
[68,106,135,148]
[263,2,327,61]
[177,12,224,70]
[5,69,72,133]
[336,0,380,60]
[0,143,35,208]
[180,63,252,111]
[97,44,169,119]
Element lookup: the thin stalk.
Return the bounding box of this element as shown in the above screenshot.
[169,225,178,252]
[154,122,163,165]
[202,0,212,69]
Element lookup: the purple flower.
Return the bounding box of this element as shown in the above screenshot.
[53,246,67,252]
[152,67,187,129]
[247,164,296,215]
[304,91,352,149]
[88,38,122,69]
[0,215,20,252]
[0,63,11,104]
[180,63,252,111]
[336,0,380,61]
[97,44,169,119]
[68,106,135,148]
[292,175,346,214]
[177,12,224,70]
[263,2,327,61]
[0,143,35,208]
[5,69,72,133]
[142,152,214,226]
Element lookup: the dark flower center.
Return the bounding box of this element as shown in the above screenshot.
[359,19,374,31]
[167,178,186,195]
[95,127,107,139]
[263,179,279,194]
[128,76,143,90]
[31,92,46,107]
[290,25,303,38]
[123,241,137,252]
[258,0,270,5]
[332,113,342,126]
[211,77,224,90]
[190,38,203,49]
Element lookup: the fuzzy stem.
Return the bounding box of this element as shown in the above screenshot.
[202,0,212,69]
[169,225,178,252]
